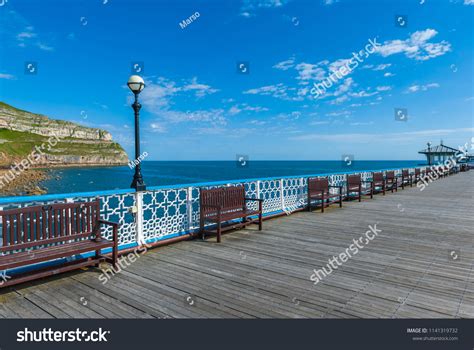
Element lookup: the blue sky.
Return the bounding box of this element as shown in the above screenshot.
[0,0,473,161]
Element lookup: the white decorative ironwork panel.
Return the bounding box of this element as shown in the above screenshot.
[141,188,189,241]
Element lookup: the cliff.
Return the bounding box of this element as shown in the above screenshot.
[0,102,129,167]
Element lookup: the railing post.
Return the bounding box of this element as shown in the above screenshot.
[135,191,144,245]
[280,179,285,212]
[187,186,193,232]
[298,177,303,207]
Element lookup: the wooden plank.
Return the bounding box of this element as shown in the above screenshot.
[0,172,472,319]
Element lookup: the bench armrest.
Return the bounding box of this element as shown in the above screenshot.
[96,219,119,244]
[361,180,373,183]
[98,219,119,228]
[245,197,264,202]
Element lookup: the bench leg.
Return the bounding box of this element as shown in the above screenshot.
[112,244,118,270]
[95,250,101,267]
[339,195,342,208]
[112,225,118,269]
[200,218,205,240]
[258,212,262,231]
[216,221,221,243]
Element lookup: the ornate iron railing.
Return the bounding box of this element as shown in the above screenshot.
[0,167,424,251]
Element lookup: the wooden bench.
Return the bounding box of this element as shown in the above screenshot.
[345,174,373,201]
[414,168,422,184]
[199,186,263,243]
[307,177,342,212]
[385,171,398,192]
[400,169,413,189]
[371,172,386,195]
[0,199,118,288]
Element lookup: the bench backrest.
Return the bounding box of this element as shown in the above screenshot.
[402,169,409,177]
[0,199,100,252]
[200,186,245,216]
[347,174,361,186]
[415,168,420,175]
[373,172,384,182]
[386,171,395,180]
[308,177,329,194]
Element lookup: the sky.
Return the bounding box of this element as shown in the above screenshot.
[0,0,473,161]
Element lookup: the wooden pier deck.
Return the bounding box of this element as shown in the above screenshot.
[1,172,473,318]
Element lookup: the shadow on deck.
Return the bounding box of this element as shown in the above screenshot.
[1,172,473,318]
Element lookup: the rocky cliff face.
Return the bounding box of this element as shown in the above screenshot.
[0,102,128,167]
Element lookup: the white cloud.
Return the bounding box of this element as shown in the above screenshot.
[0,73,16,80]
[15,25,54,51]
[228,103,268,115]
[373,64,392,71]
[243,83,296,100]
[464,0,474,4]
[295,62,326,82]
[310,120,330,125]
[159,109,227,125]
[37,42,54,51]
[350,121,374,126]
[405,83,440,93]
[349,90,378,98]
[376,85,392,91]
[291,127,474,142]
[139,76,224,130]
[240,0,290,16]
[326,110,351,117]
[181,77,219,98]
[150,123,166,133]
[376,28,451,61]
[140,77,179,111]
[384,72,395,77]
[328,58,352,73]
[333,78,354,96]
[17,31,37,40]
[273,57,296,71]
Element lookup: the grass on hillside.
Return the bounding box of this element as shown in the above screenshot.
[0,128,125,159]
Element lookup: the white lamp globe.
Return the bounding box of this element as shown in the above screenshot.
[127,75,145,94]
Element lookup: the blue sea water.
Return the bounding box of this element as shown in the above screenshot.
[38,160,425,195]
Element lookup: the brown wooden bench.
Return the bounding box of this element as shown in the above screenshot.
[307,177,342,212]
[385,171,398,192]
[371,172,386,195]
[414,168,422,183]
[0,199,118,288]
[346,174,373,202]
[199,186,263,243]
[400,169,413,189]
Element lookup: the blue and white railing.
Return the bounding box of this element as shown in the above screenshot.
[0,166,426,252]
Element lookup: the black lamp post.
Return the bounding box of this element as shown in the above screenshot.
[127,75,146,191]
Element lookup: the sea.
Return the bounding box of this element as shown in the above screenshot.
[38,160,425,195]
